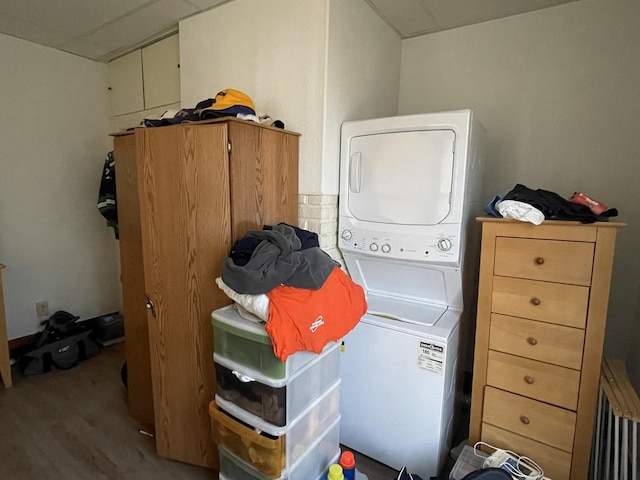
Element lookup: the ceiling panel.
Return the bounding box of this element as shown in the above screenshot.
[0,0,150,39]
[366,0,439,37]
[421,0,581,31]
[184,0,231,9]
[0,0,585,62]
[85,0,198,50]
[0,15,69,47]
[58,38,116,61]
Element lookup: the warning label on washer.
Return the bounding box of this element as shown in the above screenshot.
[418,341,445,374]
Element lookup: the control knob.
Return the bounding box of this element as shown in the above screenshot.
[437,237,453,252]
[341,229,352,240]
[381,244,391,253]
[369,243,379,252]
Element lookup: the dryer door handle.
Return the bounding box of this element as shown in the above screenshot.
[349,152,362,193]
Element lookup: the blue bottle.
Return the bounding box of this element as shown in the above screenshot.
[340,451,356,480]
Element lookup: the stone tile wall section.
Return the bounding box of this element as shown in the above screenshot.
[298,194,343,264]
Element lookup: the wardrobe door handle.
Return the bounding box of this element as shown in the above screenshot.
[527,337,538,346]
[524,375,535,385]
[531,297,541,306]
[145,297,156,317]
[535,257,545,265]
[520,415,530,425]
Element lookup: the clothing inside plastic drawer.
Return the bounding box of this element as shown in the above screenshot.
[214,341,340,428]
[212,380,341,478]
[215,361,287,426]
[210,401,284,477]
[218,416,341,480]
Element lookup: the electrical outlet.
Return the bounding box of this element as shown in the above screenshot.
[36,300,49,317]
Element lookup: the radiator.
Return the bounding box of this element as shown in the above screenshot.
[590,357,640,480]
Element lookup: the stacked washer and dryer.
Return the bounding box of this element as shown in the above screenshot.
[338,110,485,480]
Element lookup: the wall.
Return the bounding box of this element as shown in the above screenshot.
[301,0,401,257]
[0,34,121,339]
[179,0,401,258]
[323,0,401,195]
[399,0,640,385]
[179,0,328,194]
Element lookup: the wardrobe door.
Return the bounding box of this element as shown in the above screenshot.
[227,121,299,239]
[137,124,232,468]
[113,133,155,434]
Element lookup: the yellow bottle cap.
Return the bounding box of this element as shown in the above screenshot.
[328,463,344,480]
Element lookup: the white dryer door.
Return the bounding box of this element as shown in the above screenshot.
[346,129,455,225]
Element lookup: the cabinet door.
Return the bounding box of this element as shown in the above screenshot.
[137,124,232,469]
[108,50,144,116]
[113,133,155,434]
[142,34,180,109]
[228,122,299,239]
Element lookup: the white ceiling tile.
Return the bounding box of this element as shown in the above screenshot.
[0,0,151,38]
[0,14,70,47]
[184,0,231,10]
[369,0,439,37]
[421,0,581,30]
[58,38,115,60]
[0,0,587,61]
[85,0,198,50]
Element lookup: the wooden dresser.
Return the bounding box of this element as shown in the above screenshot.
[0,263,11,388]
[469,218,624,480]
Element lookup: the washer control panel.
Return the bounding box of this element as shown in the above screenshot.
[338,219,462,265]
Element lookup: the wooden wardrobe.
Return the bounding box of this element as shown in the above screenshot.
[112,118,299,469]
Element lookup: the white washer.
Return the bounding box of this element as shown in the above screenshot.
[338,110,485,479]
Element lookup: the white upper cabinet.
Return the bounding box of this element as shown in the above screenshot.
[108,50,144,116]
[142,35,180,109]
[108,34,180,116]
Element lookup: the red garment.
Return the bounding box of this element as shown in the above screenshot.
[265,267,367,361]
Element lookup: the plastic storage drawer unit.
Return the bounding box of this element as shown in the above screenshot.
[210,380,341,478]
[449,445,488,480]
[214,341,340,427]
[218,417,340,480]
[211,305,322,379]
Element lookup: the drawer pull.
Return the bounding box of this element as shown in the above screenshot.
[520,415,530,425]
[534,257,545,265]
[524,375,535,384]
[527,337,538,346]
[530,297,541,306]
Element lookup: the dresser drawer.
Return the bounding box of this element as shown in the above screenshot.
[486,350,580,410]
[494,237,594,286]
[481,423,572,480]
[489,314,585,370]
[491,276,588,328]
[483,386,576,452]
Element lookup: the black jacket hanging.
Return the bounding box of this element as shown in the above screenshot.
[97,151,118,238]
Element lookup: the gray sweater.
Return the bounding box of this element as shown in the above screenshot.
[221,224,338,294]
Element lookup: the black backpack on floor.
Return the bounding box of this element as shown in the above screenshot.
[17,311,102,375]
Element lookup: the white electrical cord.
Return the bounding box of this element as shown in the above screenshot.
[473,441,545,480]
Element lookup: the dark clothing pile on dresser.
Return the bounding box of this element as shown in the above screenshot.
[497,184,618,223]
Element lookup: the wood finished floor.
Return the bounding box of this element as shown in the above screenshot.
[0,342,460,480]
[0,342,211,480]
